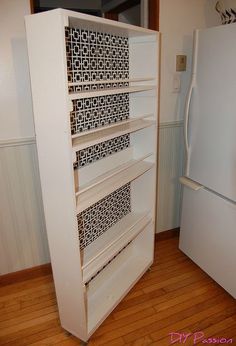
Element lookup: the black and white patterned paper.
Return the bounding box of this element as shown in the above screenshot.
[74,134,130,169]
[70,93,129,135]
[65,27,129,92]
[77,183,131,250]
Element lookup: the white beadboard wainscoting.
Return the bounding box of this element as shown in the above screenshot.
[156,121,184,233]
[0,138,50,275]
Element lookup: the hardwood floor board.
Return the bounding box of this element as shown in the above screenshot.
[155,243,182,254]
[194,317,236,345]
[0,312,58,338]
[112,282,215,321]
[154,284,223,313]
[150,256,188,271]
[0,291,56,316]
[0,296,56,323]
[0,304,58,330]
[0,275,53,297]
[187,305,236,332]
[133,266,202,291]
[142,269,206,294]
[0,237,235,346]
[159,316,236,346]
[149,299,235,342]
[153,328,193,346]
[93,292,228,344]
[232,314,236,321]
[155,238,180,249]
[3,324,63,346]
[163,276,216,294]
[154,250,186,263]
[131,267,200,293]
[124,335,153,346]
[90,336,125,346]
[93,307,156,337]
[113,289,165,313]
[155,236,179,246]
[143,259,195,279]
[162,272,211,293]
[0,318,60,345]
[52,337,81,345]
[123,294,231,343]
[122,289,144,302]
[29,332,70,345]
[112,277,218,317]
[154,244,179,255]
[0,282,55,305]
[210,324,236,341]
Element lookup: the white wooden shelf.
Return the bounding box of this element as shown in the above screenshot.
[71,114,153,140]
[68,77,155,87]
[77,159,154,213]
[69,85,155,100]
[82,212,151,283]
[76,153,153,195]
[68,10,158,37]
[72,118,156,153]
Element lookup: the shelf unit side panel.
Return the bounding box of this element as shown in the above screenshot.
[129,90,158,120]
[129,35,159,83]
[131,168,157,221]
[130,124,157,161]
[25,12,87,339]
[130,35,159,230]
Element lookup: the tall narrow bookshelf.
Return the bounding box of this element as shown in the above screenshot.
[25,9,159,343]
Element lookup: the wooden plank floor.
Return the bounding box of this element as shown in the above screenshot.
[0,237,235,345]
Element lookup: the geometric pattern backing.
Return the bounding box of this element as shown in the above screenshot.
[77,183,131,250]
[70,93,129,135]
[65,27,129,92]
[74,134,130,169]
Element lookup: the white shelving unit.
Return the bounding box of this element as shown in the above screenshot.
[25,9,159,342]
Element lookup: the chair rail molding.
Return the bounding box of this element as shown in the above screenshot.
[0,136,36,148]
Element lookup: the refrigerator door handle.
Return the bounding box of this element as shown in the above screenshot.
[184,30,199,176]
[184,82,193,175]
[179,177,203,191]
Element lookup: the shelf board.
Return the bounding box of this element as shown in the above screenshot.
[67,10,158,37]
[76,159,154,213]
[76,153,152,195]
[69,85,155,100]
[87,252,152,335]
[72,118,156,152]
[71,114,153,140]
[68,77,155,87]
[82,212,151,284]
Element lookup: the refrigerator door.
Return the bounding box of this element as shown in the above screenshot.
[180,187,236,298]
[187,24,236,202]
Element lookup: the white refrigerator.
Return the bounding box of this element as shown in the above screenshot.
[179,23,236,298]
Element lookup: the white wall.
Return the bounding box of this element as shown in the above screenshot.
[0,0,50,274]
[0,0,35,140]
[156,0,220,232]
[159,0,220,123]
